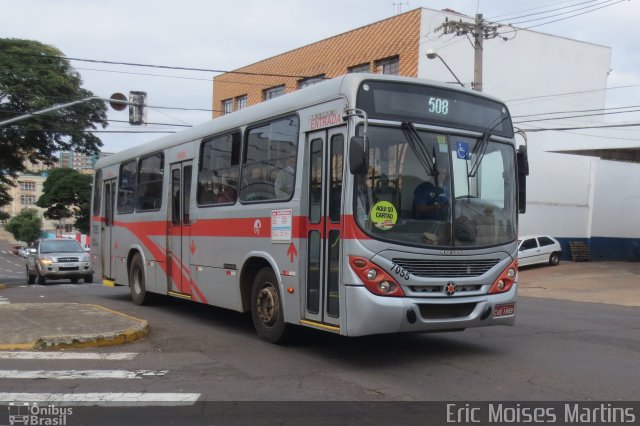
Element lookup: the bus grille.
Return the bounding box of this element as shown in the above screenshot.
[392,258,500,278]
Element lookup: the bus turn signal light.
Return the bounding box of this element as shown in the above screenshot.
[488,259,518,294]
[349,256,405,297]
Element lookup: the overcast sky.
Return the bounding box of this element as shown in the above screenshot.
[2,0,638,153]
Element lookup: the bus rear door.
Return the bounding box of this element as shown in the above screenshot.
[102,179,116,279]
[168,161,193,297]
[304,127,345,328]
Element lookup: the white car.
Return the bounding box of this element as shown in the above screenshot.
[518,235,563,267]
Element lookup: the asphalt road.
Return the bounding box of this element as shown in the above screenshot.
[1,242,639,424]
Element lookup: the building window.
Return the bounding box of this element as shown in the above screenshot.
[236,95,248,111]
[19,181,36,191]
[375,56,400,75]
[20,195,36,205]
[263,85,285,101]
[297,74,325,89]
[222,99,233,115]
[348,63,370,73]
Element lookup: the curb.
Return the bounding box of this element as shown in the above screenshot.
[0,304,150,351]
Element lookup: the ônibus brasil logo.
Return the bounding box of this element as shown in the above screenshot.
[7,402,73,425]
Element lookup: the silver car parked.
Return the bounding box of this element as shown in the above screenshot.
[26,238,93,284]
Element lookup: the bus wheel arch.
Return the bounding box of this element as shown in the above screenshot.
[239,256,275,313]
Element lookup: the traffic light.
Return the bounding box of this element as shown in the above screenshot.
[128,91,147,125]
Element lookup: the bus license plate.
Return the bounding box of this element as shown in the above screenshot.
[494,304,515,317]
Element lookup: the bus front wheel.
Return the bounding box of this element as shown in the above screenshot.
[129,254,152,305]
[251,267,289,344]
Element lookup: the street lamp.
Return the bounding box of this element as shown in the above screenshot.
[426,49,465,88]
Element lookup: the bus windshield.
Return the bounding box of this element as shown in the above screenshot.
[355,125,517,248]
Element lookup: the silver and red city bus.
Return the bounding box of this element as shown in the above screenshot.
[91,73,527,343]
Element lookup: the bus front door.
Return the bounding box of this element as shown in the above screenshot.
[102,179,116,280]
[304,128,345,328]
[168,161,193,297]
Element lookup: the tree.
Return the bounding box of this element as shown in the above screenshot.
[5,208,42,245]
[36,168,92,234]
[0,210,9,223]
[0,38,108,207]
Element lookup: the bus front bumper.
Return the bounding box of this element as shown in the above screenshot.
[343,284,517,337]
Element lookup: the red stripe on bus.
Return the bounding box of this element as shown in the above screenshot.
[97,215,372,240]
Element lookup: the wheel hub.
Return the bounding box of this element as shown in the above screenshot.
[256,285,279,326]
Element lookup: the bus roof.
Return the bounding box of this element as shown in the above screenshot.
[95,73,505,169]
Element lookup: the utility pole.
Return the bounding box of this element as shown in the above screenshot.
[473,14,484,92]
[436,13,502,91]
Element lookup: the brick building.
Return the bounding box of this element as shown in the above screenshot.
[212,8,421,117]
[210,7,640,260]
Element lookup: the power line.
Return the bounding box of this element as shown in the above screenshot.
[505,84,640,103]
[512,104,640,119]
[0,51,315,79]
[499,0,626,33]
[497,0,613,25]
[485,0,593,20]
[513,108,640,124]
[521,122,640,132]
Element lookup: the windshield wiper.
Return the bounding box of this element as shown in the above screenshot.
[468,115,511,177]
[401,122,435,177]
[468,131,490,177]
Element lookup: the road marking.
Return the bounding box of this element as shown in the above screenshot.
[0,296,9,304]
[0,370,168,379]
[0,352,137,360]
[0,392,201,406]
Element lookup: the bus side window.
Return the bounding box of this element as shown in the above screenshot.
[198,132,241,206]
[240,116,299,203]
[136,153,164,211]
[117,160,137,214]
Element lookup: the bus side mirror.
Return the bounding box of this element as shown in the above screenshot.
[517,145,529,214]
[349,136,368,174]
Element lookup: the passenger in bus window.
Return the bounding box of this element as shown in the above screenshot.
[413,167,449,220]
[274,155,295,199]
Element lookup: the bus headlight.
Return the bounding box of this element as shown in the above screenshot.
[349,256,405,297]
[378,281,398,294]
[489,260,518,294]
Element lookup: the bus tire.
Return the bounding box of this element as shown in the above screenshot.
[251,267,289,344]
[129,254,152,305]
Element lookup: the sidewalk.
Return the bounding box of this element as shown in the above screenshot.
[0,303,148,350]
[518,261,640,307]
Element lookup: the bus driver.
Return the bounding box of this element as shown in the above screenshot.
[413,166,449,221]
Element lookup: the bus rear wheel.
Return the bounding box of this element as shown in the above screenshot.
[129,254,152,305]
[251,267,289,344]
